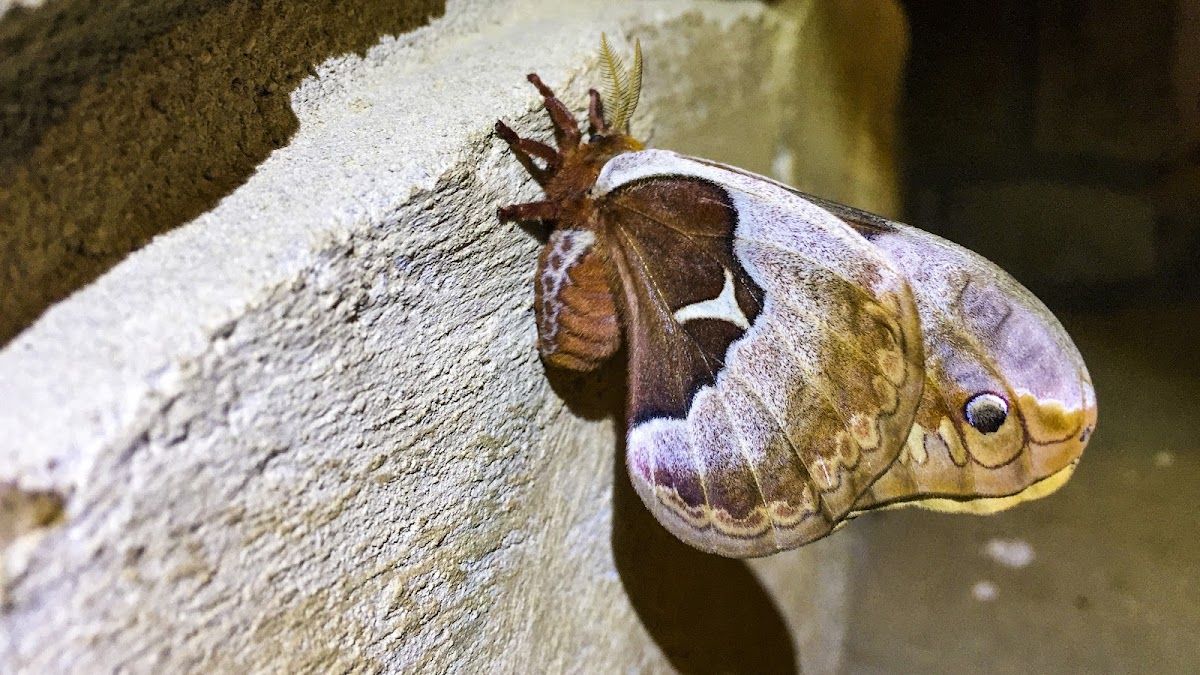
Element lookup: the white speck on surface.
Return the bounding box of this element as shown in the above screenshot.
[972,580,999,602]
[771,145,794,182]
[983,538,1035,568]
[1154,451,1175,468]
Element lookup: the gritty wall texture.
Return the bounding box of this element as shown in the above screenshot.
[0,0,446,344]
[0,0,907,672]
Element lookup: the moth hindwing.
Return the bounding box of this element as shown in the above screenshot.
[495,38,1096,558]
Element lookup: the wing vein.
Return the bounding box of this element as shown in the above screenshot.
[608,199,764,315]
[609,224,724,378]
[612,197,886,315]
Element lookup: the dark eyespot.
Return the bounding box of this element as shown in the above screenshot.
[589,134,603,144]
[965,393,1008,434]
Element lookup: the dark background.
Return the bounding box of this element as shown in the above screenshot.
[846,2,1200,672]
[900,0,1199,309]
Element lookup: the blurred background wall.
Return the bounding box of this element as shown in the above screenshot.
[899,0,1199,306]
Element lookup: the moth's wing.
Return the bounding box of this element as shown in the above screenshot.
[807,198,1098,513]
[593,150,925,557]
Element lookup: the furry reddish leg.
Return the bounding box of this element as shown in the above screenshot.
[527,74,581,149]
[498,201,558,222]
[496,72,587,223]
[495,121,557,185]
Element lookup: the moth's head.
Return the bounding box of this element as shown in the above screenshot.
[554,34,646,185]
[577,127,644,168]
[496,35,646,227]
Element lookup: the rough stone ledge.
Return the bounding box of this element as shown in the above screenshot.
[0,0,909,671]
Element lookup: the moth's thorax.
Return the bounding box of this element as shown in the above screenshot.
[543,134,643,233]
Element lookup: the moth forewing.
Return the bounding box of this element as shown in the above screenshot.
[680,163,1098,514]
[595,150,926,556]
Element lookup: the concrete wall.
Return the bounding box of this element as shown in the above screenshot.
[0,0,908,671]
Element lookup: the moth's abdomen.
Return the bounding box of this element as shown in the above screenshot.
[535,229,620,371]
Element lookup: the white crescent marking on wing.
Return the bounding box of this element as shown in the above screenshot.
[672,268,750,329]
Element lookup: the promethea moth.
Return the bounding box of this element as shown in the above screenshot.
[496,39,1097,558]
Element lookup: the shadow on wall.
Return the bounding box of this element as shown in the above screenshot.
[611,427,797,674]
[0,0,445,345]
[545,360,798,674]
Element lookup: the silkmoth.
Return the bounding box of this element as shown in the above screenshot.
[496,38,1097,558]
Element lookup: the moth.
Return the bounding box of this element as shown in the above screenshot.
[496,38,1097,558]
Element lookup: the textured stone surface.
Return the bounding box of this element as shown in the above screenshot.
[0,0,907,671]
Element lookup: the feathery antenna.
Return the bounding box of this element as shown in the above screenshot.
[624,38,643,127]
[599,34,643,132]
